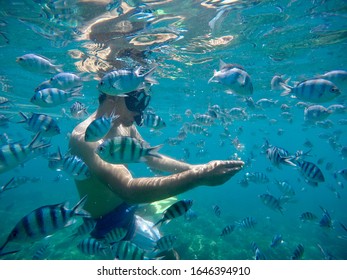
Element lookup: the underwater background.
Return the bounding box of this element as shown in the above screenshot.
[0,0,346,260]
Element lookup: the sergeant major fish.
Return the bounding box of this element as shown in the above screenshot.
[291,244,304,260]
[17,112,60,137]
[153,199,193,227]
[0,196,90,255]
[96,136,162,164]
[36,72,83,92]
[62,155,91,181]
[296,160,325,186]
[98,67,158,96]
[0,132,50,174]
[16,53,62,74]
[153,234,177,252]
[259,193,284,214]
[208,60,253,96]
[85,112,119,142]
[77,237,110,257]
[281,79,340,103]
[31,88,82,107]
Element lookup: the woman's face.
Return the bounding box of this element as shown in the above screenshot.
[115,97,140,127]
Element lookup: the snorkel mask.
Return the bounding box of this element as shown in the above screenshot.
[124,89,151,126]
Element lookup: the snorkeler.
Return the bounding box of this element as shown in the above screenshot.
[69,87,244,258]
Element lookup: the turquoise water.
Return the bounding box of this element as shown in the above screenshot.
[0,0,346,260]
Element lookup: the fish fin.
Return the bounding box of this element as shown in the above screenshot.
[112,80,123,90]
[53,64,64,73]
[71,195,91,218]
[143,66,158,85]
[237,74,246,86]
[208,71,218,83]
[152,218,164,228]
[283,157,297,167]
[147,144,163,158]
[219,59,227,70]
[17,112,28,123]
[280,82,292,96]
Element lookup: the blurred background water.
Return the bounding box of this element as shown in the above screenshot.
[0,0,346,260]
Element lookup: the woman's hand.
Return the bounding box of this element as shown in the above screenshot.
[194,160,244,186]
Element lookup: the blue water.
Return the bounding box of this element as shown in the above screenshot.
[0,0,346,260]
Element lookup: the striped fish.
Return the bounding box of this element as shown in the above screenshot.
[84,112,119,142]
[0,132,50,174]
[69,219,96,239]
[208,60,253,96]
[35,73,83,92]
[16,53,62,74]
[270,234,283,248]
[143,113,166,130]
[0,196,90,254]
[112,241,146,260]
[212,205,221,217]
[77,237,109,256]
[304,105,332,123]
[266,146,296,167]
[96,136,162,164]
[104,227,128,244]
[153,234,177,251]
[251,242,266,260]
[275,180,295,197]
[97,67,158,96]
[281,78,340,103]
[300,211,318,222]
[62,155,91,181]
[319,206,332,228]
[17,112,60,137]
[244,172,269,184]
[30,87,82,107]
[296,160,325,185]
[70,101,88,119]
[259,193,284,214]
[236,217,257,230]
[153,199,193,227]
[291,244,304,260]
[220,224,235,237]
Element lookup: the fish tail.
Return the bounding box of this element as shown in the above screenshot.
[17,112,28,123]
[28,132,51,151]
[280,82,292,96]
[72,195,91,218]
[54,64,64,73]
[147,144,163,158]
[153,218,164,228]
[143,66,159,85]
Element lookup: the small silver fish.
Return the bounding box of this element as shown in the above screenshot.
[36,72,83,92]
[143,113,166,130]
[31,88,82,107]
[208,60,253,96]
[281,79,340,103]
[271,75,290,90]
[304,105,332,123]
[16,53,62,74]
[98,67,158,96]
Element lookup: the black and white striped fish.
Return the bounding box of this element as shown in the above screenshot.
[30,87,82,107]
[281,78,340,103]
[104,227,128,244]
[96,136,162,164]
[153,234,177,252]
[112,241,146,260]
[266,146,296,167]
[212,205,221,217]
[275,180,295,197]
[237,216,257,230]
[70,101,88,119]
[296,160,325,186]
[291,244,304,260]
[143,112,166,130]
[69,219,96,239]
[0,196,90,255]
[84,112,119,142]
[77,237,109,256]
[236,217,257,230]
[270,234,283,248]
[153,199,193,227]
[220,224,235,237]
[244,172,269,184]
[17,112,60,137]
[300,211,318,222]
[62,155,91,181]
[0,132,50,174]
[259,193,284,214]
[251,242,266,260]
[319,206,332,228]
